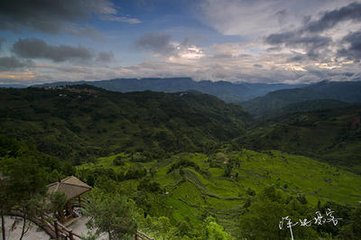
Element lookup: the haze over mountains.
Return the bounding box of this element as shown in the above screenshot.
[241,81,361,118]
[32,78,361,118]
[32,77,303,103]
[3,78,361,120]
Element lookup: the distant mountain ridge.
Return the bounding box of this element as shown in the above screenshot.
[242,80,361,118]
[0,83,28,88]
[33,77,304,102]
[7,79,361,116]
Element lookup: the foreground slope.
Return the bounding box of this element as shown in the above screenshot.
[77,150,361,238]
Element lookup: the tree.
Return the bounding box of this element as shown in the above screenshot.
[0,155,47,240]
[215,152,229,164]
[112,156,124,166]
[49,192,67,222]
[140,216,177,240]
[340,203,361,239]
[223,164,233,177]
[0,136,21,240]
[0,172,12,240]
[204,216,233,240]
[350,204,361,238]
[86,190,137,240]
[134,213,195,240]
[238,186,318,240]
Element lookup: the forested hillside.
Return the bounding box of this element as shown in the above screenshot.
[237,106,361,174]
[0,85,249,164]
[242,81,361,118]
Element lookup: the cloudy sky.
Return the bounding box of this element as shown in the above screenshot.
[0,0,361,84]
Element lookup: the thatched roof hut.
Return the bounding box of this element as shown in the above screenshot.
[47,176,91,201]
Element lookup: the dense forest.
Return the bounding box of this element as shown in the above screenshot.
[0,84,360,239]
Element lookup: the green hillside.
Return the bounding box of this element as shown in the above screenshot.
[77,150,361,239]
[250,99,350,120]
[241,81,361,118]
[0,86,249,163]
[237,106,361,173]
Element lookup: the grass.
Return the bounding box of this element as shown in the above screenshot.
[77,149,361,236]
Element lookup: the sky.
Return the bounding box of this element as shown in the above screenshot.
[0,0,361,84]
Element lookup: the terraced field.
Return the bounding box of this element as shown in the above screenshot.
[77,149,361,237]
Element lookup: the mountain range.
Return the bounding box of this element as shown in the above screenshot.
[241,81,361,118]
[32,77,303,102]
[4,78,361,120]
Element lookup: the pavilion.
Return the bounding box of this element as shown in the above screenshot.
[47,176,92,222]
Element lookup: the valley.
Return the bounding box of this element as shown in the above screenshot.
[1,82,361,239]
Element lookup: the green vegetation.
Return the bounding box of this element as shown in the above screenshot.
[85,190,137,240]
[237,106,361,173]
[1,85,361,239]
[241,81,361,118]
[0,149,49,240]
[77,150,361,239]
[0,86,248,164]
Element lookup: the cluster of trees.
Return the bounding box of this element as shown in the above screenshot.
[85,190,137,240]
[0,136,76,239]
[237,185,361,240]
[167,159,202,174]
[83,180,233,240]
[0,149,48,240]
[0,137,136,240]
[78,165,147,187]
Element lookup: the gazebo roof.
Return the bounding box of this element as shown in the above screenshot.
[47,176,91,200]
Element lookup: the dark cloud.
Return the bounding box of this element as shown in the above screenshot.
[135,33,199,60]
[96,52,114,62]
[0,38,5,51]
[266,46,282,52]
[0,56,32,70]
[266,2,361,63]
[135,33,174,54]
[0,0,140,34]
[265,32,294,45]
[265,32,331,57]
[275,9,287,25]
[304,2,361,33]
[338,31,361,61]
[287,54,307,62]
[266,32,331,48]
[12,38,94,62]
